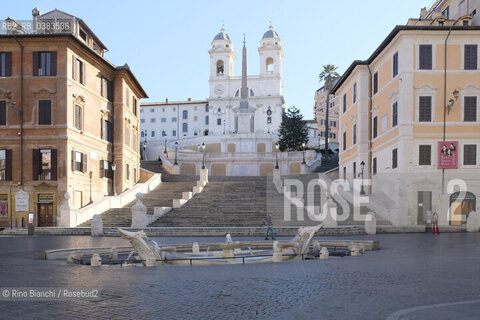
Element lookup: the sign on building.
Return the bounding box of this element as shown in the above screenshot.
[15,189,29,212]
[438,141,458,169]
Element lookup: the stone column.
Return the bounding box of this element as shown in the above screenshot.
[131,193,147,228]
[58,192,77,227]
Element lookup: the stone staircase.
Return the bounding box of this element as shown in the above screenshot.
[312,155,339,173]
[79,162,197,227]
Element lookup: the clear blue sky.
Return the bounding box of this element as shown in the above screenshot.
[4,0,426,118]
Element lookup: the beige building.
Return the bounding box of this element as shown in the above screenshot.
[314,86,339,144]
[0,9,147,227]
[332,0,480,226]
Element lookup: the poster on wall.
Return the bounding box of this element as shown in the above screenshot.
[438,141,458,169]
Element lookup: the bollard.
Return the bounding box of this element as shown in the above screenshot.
[320,247,329,260]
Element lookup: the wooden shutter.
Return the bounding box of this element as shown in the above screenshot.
[464,96,477,122]
[0,101,6,125]
[50,51,57,76]
[5,52,12,76]
[32,51,39,76]
[373,116,378,138]
[71,150,75,171]
[50,149,57,180]
[81,62,86,85]
[99,160,104,178]
[108,121,113,143]
[419,45,432,70]
[82,153,88,173]
[465,45,478,70]
[5,149,12,181]
[72,55,76,80]
[32,149,40,180]
[419,96,432,122]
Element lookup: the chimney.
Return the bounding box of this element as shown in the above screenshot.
[188,98,192,101]
[165,98,168,103]
[32,7,40,34]
[420,7,427,19]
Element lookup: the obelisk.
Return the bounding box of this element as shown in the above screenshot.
[237,35,253,133]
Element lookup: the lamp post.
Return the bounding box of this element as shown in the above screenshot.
[174,141,178,165]
[111,162,117,196]
[164,134,168,154]
[275,143,279,169]
[302,142,306,164]
[88,171,93,204]
[360,161,365,195]
[143,143,147,161]
[223,119,226,135]
[201,142,206,169]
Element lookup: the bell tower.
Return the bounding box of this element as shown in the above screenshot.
[209,28,235,80]
[258,25,283,78]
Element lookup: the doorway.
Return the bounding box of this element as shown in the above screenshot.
[449,192,476,226]
[37,203,53,227]
[417,191,432,225]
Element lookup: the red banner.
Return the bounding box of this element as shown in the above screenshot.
[438,141,458,169]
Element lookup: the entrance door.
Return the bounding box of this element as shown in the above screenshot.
[450,192,476,226]
[417,191,432,225]
[38,203,53,227]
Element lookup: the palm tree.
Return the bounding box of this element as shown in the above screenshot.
[318,64,339,158]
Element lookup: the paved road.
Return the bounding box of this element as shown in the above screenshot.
[0,233,480,319]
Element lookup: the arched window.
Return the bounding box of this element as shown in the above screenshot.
[216,60,224,75]
[182,123,188,133]
[250,89,255,97]
[266,57,274,72]
[172,130,176,136]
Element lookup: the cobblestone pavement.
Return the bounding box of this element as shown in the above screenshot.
[1,233,480,319]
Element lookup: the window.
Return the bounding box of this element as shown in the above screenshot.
[463,20,469,26]
[126,164,130,181]
[100,160,112,179]
[74,105,83,130]
[373,116,378,138]
[465,45,478,70]
[353,124,357,145]
[33,51,56,76]
[125,89,130,108]
[330,121,336,127]
[419,45,432,70]
[150,108,154,112]
[33,149,57,181]
[464,96,477,122]
[464,145,477,165]
[182,123,188,133]
[393,52,399,78]
[38,100,52,125]
[205,116,209,125]
[183,110,188,119]
[125,126,130,147]
[0,101,6,125]
[373,158,377,175]
[162,130,166,137]
[343,167,346,179]
[353,83,357,103]
[72,57,85,85]
[101,119,113,142]
[392,102,398,127]
[442,6,449,19]
[343,132,347,150]
[194,116,198,121]
[0,52,12,77]
[332,133,336,139]
[419,96,432,122]
[140,119,145,124]
[172,117,177,122]
[392,148,398,169]
[172,130,176,137]
[101,77,113,102]
[161,117,166,123]
[205,104,209,112]
[133,97,138,116]
[0,149,12,181]
[217,118,222,125]
[72,150,87,172]
[343,94,347,113]
[150,118,156,123]
[320,132,324,137]
[266,57,274,72]
[151,131,155,137]
[216,60,224,74]
[141,131,144,138]
[162,108,165,112]
[353,162,356,179]
[419,145,432,165]
[373,72,378,94]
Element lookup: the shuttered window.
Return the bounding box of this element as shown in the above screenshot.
[343,94,347,113]
[343,131,346,150]
[353,124,357,145]
[38,100,52,125]
[0,101,6,125]
[373,116,378,138]
[464,96,477,122]
[71,150,87,173]
[392,102,398,127]
[419,96,432,122]
[74,105,83,130]
[464,145,477,165]
[0,149,12,181]
[464,45,478,70]
[419,145,431,165]
[33,149,56,181]
[100,160,113,178]
[393,52,399,78]
[101,119,113,142]
[392,148,398,169]
[373,158,377,175]
[373,72,378,94]
[419,45,432,70]
[353,83,357,103]
[33,51,57,76]
[101,76,114,102]
[72,56,86,85]
[0,52,12,77]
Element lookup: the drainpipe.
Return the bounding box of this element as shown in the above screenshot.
[13,36,24,186]
[367,65,373,194]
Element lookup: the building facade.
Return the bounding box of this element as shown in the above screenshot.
[0,9,147,227]
[314,86,339,144]
[333,0,480,226]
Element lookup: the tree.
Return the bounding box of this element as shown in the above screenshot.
[318,64,339,157]
[278,106,309,151]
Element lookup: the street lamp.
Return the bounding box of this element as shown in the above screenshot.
[201,142,206,169]
[275,143,279,169]
[174,141,178,165]
[359,161,365,195]
[111,162,117,196]
[302,142,306,164]
[88,171,93,204]
[143,143,147,161]
[223,119,226,135]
